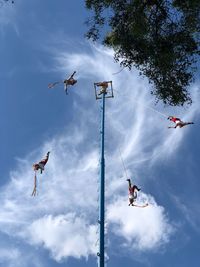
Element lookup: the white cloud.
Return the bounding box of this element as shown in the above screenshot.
[26,213,96,261]
[107,194,174,251]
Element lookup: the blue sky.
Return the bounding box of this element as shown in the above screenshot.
[0,1,200,267]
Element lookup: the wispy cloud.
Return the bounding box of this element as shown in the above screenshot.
[171,195,200,233]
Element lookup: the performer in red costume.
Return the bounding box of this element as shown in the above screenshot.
[33,152,50,174]
[32,152,50,196]
[126,178,141,206]
[167,116,194,129]
[48,71,77,95]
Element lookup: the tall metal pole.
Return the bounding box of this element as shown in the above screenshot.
[99,91,106,267]
[95,81,113,267]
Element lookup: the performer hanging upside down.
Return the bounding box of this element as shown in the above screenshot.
[63,71,77,94]
[48,71,77,95]
[167,116,194,129]
[33,151,50,174]
[32,152,50,196]
[127,178,141,206]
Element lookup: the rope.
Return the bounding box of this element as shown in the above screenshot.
[112,66,125,75]
[48,81,61,89]
[113,88,168,118]
[143,105,168,118]
[118,147,129,180]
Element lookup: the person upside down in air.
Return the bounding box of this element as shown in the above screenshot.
[33,151,50,174]
[32,152,50,196]
[127,178,141,206]
[63,71,77,94]
[48,71,77,95]
[167,116,194,129]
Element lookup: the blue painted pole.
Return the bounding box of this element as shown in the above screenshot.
[99,91,106,267]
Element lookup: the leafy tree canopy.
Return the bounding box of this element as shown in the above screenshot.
[85,0,200,106]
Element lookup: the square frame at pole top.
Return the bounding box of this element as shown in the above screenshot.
[94,81,114,100]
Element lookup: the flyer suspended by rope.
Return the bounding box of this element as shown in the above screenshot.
[48,71,77,95]
[167,116,194,129]
[126,178,148,208]
[31,152,50,196]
